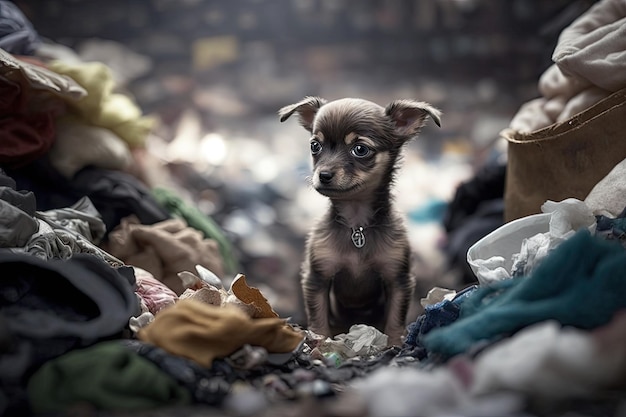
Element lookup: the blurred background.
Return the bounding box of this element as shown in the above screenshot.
[10,0,597,323]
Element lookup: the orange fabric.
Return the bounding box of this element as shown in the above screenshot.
[137,300,303,367]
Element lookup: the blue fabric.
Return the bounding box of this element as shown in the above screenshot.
[401,285,477,359]
[595,210,626,247]
[423,230,626,359]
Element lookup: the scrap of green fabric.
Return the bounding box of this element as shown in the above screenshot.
[27,341,191,413]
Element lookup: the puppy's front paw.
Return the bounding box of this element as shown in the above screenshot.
[307,324,331,338]
[387,334,403,347]
[384,328,405,347]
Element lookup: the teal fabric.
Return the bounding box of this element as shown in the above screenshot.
[424,230,626,359]
[27,341,191,413]
[152,187,238,274]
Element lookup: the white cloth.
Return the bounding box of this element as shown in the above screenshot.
[554,0,626,92]
[350,366,523,417]
[510,0,626,133]
[584,157,626,217]
[471,313,626,398]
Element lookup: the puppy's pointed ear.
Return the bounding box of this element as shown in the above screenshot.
[385,100,441,136]
[278,96,327,132]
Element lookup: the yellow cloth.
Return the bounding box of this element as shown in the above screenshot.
[48,60,154,147]
[137,300,304,367]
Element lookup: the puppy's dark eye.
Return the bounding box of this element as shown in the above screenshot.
[310,140,322,155]
[351,144,370,158]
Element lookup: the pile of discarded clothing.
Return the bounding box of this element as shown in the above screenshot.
[2,0,626,416]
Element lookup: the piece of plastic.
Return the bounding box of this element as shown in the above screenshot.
[467,198,596,285]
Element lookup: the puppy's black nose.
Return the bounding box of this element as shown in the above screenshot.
[319,171,334,184]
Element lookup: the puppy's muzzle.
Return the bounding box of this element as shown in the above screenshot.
[319,171,334,185]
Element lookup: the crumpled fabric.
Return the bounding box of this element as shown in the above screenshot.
[471,312,626,399]
[509,0,626,133]
[27,340,191,413]
[122,339,234,405]
[0,173,35,215]
[595,211,626,248]
[553,0,626,92]
[103,215,224,294]
[152,187,239,275]
[0,252,138,414]
[584,156,626,218]
[424,230,626,360]
[47,60,154,148]
[0,199,38,248]
[137,299,304,368]
[401,286,477,360]
[349,365,524,417]
[0,48,86,100]
[71,167,171,234]
[47,116,132,179]
[34,195,106,244]
[0,49,85,168]
[0,170,38,247]
[5,161,172,236]
[0,1,40,55]
[21,197,121,265]
[134,267,178,315]
[0,72,57,168]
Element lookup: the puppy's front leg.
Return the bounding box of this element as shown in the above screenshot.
[383,278,414,346]
[301,269,331,337]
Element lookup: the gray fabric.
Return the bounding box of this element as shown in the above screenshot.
[0,1,40,55]
[0,171,38,247]
[0,199,38,247]
[0,186,36,215]
[21,197,122,266]
[36,196,107,244]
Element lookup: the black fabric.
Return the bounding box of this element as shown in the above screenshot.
[0,168,16,189]
[0,186,36,216]
[442,162,506,284]
[0,251,139,415]
[5,157,171,237]
[443,162,506,234]
[122,340,234,406]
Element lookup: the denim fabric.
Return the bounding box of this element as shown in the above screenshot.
[401,285,477,360]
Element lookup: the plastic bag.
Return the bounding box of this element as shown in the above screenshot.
[467,198,596,285]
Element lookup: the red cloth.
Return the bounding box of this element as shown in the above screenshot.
[0,112,56,167]
[0,67,60,168]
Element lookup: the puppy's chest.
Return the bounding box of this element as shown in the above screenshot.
[311,227,405,279]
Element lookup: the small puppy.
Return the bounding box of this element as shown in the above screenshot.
[279,96,441,345]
